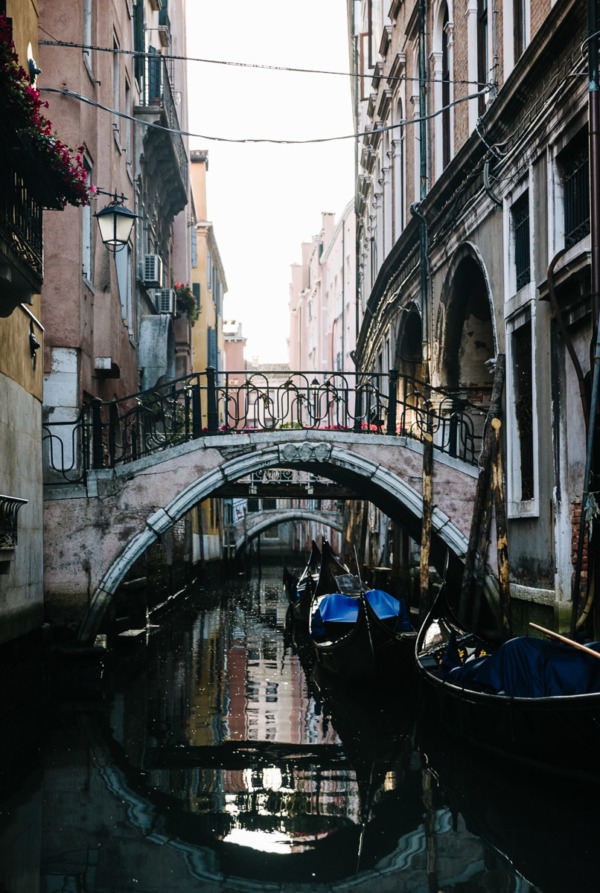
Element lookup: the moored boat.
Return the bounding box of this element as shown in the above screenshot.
[309,541,416,683]
[285,540,321,624]
[416,587,600,781]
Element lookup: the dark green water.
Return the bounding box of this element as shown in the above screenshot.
[0,561,597,892]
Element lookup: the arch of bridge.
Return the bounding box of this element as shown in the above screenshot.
[41,431,477,643]
[234,508,344,553]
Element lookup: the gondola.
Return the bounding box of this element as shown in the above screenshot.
[309,541,416,683]
[284,540,321,624]
[416,586,600,781]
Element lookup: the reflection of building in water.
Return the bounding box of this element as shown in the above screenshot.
[180,583,366,834]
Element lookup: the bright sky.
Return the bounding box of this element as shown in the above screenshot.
[185,0,355,364]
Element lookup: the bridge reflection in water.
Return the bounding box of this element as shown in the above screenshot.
[1,563,597,891]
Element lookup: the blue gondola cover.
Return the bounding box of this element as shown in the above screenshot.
[311,589,414,640]
[442,634,600,697]
[366,590,413,631]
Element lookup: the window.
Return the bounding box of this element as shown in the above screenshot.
[513,0,526,62]
[207,250,212,289]
[441,3,451,168]
[83,0,94,76]
[191,227,197,268]
[113,37,120,145]
[125,79,132,175]
[393,100,405,239]
[133,0,145,85]
[512,191,530,291]
[370,237,377,284]
[477,0,488,117]
[508,308,536,508]
[207,327,217,367]
[561,131,590,249]
[82,157,93,282]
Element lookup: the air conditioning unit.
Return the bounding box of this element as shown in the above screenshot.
[154,288,175,315]
[143,254,163,287]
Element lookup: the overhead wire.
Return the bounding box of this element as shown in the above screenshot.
[39,85,490,145]
[38,36,495,90]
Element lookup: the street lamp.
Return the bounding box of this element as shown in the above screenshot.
[94,192,137,253]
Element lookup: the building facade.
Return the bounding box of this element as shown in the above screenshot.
[289,203,356,373]
[37,0,194,629]
[0,0,94,644]
[349,0,596,627]
[189,149,228,562]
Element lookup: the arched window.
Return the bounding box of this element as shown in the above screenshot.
[433,0,453,176]
[412,58,421,202]
[383,130,393,257]
[393,98,405,241]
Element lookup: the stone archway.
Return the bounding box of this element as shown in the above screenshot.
[234,508,344,554]
[70,435,476,643]
[438,245,496,396]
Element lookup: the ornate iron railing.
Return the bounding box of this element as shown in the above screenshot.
[42,368,489,484]
[0,157,44,289]
[137,53,188,192]
[0,495,28,551]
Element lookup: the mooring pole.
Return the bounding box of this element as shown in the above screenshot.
[571,0,600,634]
[414,0,433,621]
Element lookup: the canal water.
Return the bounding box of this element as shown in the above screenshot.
[0,560,598,892]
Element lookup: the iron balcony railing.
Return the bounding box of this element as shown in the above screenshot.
[0,156,44,289]
[0,495,28,551]
[137,53,188,193]
[42,369,490,485]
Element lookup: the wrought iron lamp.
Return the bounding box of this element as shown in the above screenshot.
[95,191,137,253]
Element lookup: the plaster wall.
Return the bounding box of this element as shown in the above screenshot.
[0,374,44,643]
[39,0,140,403]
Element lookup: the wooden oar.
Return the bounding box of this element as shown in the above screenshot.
[529,622,600,660]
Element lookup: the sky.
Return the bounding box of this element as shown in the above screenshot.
[185,0,355,364]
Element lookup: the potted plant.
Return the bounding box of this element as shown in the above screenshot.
[0,14,94,208]
[174,282,200,327]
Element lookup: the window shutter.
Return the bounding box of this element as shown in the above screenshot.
[207,327,217,367]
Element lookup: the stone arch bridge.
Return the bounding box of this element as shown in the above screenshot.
[44,429,480,644]
[233,507,344,554]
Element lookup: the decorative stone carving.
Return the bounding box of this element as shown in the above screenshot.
[279,442,331,464]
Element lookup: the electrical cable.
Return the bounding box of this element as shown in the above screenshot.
[38,36,495,89]
[40,85,490,145]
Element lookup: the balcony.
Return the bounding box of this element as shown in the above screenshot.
[135,54,188,221]
[0,494,27,570]
[0,154,43,315]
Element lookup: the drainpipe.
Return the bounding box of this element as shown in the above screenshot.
[588,0,600,336]
[341,214,345,369]
[353,26,361,366]
[416,0,430,382]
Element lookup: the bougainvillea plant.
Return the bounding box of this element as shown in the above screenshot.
[0,14,94,208]
[174,282,200,327]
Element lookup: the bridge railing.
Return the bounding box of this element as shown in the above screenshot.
[42,368,488,483]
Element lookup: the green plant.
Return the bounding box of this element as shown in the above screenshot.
[174,282,200,327]
[0,14,94,207]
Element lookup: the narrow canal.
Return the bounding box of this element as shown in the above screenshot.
[0,560,597,892]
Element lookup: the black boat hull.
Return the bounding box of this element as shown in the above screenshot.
[416,592,600,781]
